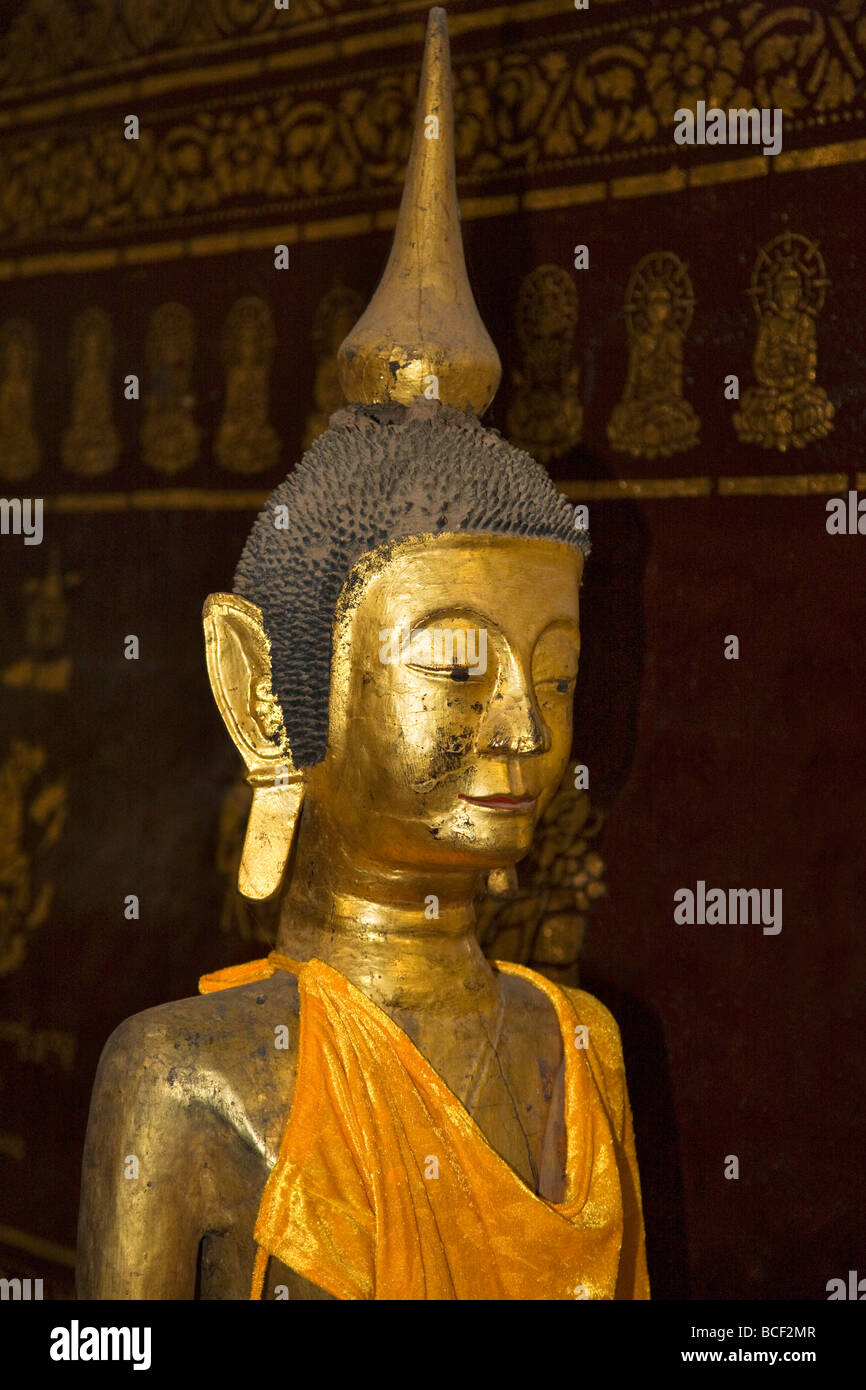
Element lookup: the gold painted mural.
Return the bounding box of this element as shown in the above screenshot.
[733,231,835,452]
[2,551,80,698]
[61,308,121,477]
[0,3,863,246]
[0,741,66,977]
[0,550,78,978]
[302,284,365,449]
[0,320,40,482]
[507,265,582,463]
[0,0,387,90]
[0,242,843,491]
[608,251,699,461]
[141,303,200,476]
[214,297,280,475]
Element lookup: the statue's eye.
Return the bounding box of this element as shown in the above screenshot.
[403,621,488,679]
[533,628,580,696]
[535,674,576,695]
[411,662,478,680]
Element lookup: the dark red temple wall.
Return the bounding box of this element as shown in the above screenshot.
[580,495,865,1299]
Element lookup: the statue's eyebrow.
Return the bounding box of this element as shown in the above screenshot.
[402,605,492,630]
[534,618,581,643]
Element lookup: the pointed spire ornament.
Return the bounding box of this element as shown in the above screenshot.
[337,7,501,416]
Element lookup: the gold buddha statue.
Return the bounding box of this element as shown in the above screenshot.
[77,8,648,1302]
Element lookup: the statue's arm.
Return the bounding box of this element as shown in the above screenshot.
[615,1081,650,1300]
[77,1013,203,1299]
[568,988,651,1299]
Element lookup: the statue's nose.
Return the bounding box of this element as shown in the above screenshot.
[475,665,550,757]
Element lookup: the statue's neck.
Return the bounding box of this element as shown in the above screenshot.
[274,800,499,1019]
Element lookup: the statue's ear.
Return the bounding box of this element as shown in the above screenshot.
[203,593,304,901]
[203,592,291,774]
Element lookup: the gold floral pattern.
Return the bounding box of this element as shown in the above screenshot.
[0,0,311,87]
[1,0,472,88]
[0,4,863,244]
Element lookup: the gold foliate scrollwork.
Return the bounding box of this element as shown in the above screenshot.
[61,307,121,477]
[1,6,863,240]
[0,0,296,87]
[608,251,700,460]
[141,302,200,475]
[506,266,582,463]
[0,319,40,482]
[214,298,280,475]
[733,231,835,452]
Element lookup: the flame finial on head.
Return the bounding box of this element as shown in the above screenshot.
[337,7,502,416]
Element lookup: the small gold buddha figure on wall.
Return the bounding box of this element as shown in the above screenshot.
[77,9,648,1301]
[733,231,834,452]
[607,251,700,461]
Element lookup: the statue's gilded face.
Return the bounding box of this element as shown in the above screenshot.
[309,534,583,877]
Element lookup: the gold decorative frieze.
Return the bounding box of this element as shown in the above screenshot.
[27,473,858,510]
[0,0,290,90]
[0,4,863,246]
[0,2,602,96]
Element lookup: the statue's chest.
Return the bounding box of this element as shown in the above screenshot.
[205,1007,566,1299]
[394,1014,567,1200]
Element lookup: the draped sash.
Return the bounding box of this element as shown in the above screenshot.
[199,952,649,1300]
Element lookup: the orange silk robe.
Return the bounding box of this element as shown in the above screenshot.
[199,952,649,1301]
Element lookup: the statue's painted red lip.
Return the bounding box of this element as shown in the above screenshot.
[459,793,536,811]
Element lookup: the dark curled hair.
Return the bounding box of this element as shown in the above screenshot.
[234,397,590,768]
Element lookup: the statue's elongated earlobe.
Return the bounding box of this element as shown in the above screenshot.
[237,779,304,901]
[203,593,304,901]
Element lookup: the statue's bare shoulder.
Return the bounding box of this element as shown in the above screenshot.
[98,973,299,1142]
[77,974,300,1298]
